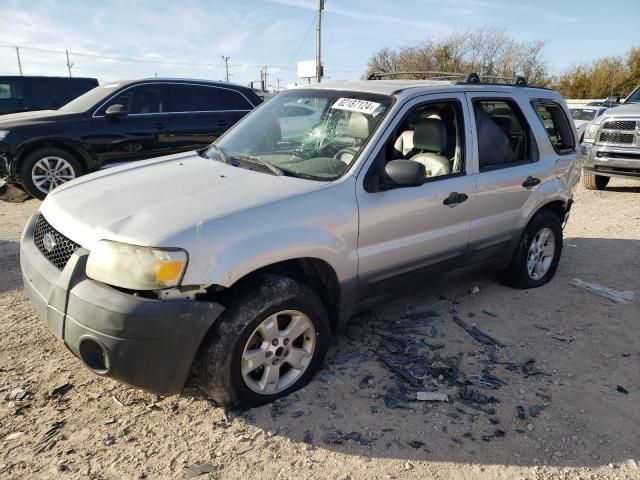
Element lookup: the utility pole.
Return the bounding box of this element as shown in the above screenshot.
[221,56,230,82]
[276,78,282,92]
[315,0,324,83]
[65,49,73,77]
[262,66,268,92]
[15,47,23,76]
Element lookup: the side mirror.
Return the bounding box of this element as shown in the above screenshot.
[383,159,425,188]
[105,104,128,118]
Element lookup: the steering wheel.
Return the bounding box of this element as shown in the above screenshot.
[334,147,360,164]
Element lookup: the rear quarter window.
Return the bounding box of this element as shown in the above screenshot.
[532,101,575,154]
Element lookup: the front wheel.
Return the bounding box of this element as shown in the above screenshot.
[19,147,84,199]
[195,274,331,408]
[499,210,563,289]
[582,169,609,190]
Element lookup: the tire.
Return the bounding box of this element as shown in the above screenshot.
[195,274,331,408]
[19,147,84,200]
[582,169,609,190]
[499,210,563,289]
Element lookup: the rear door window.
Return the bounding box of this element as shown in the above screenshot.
[169,84,253,112]
[472,99,533,170]
[533,102,575,154]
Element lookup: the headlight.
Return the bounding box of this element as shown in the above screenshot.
[583,124,599,143]
[0,130,9,141]
[86,240,188,290]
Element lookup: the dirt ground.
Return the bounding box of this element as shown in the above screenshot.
[1,179,639,480]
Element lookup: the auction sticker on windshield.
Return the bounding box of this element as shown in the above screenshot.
[331,98,381,115]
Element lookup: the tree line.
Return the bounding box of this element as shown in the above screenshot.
[364,27,639,99]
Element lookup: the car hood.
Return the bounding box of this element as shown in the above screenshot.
[573,119,590,128]
[0,109,82,128]
[595,103,640,123]
[41,151,327,249]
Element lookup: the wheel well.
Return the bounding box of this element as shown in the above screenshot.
[208,258,341,331]
[535,200,566,223]
[17,141,88,173]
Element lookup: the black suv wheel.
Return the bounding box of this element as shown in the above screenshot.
[19,147,84,199]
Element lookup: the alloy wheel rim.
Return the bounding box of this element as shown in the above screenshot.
[527,227,555,280]
[31,156,76,194]
[241,310,316,395]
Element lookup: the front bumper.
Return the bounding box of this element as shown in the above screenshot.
[20,213,224,395]
[581,143,640,179]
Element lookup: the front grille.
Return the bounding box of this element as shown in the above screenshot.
[33,215,80,270]
[598,132,635,144]
[602,120,636,130]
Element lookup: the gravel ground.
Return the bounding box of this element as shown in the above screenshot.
[1,179,639,480]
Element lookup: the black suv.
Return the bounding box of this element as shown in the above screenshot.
[0,78,262,198]
[0,76,99,116]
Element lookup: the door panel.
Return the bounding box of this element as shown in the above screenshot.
[465,93,550,263]
[88,84,171,166]
[355,93,474,299]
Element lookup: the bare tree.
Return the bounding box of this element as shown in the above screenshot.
[364,27,550,84]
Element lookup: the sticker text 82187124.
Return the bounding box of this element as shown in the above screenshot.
[331,98,381,115]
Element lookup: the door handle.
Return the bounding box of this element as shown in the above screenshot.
[443,192,468,206]
[522,176,541,188]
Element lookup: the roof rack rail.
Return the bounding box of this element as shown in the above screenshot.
[367,70,528,87]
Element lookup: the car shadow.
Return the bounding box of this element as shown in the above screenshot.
[232,236,640,468]
[604,185,640,193]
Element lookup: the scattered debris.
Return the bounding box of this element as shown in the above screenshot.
[50,383,73,399]
[408,440,425,448]
[4,387,27,401]
[471,286,480,294]
[400,310,440,321]
[616,385,629,395]
[266,429,278,437]
[416,391,448,402]
[570,278,634,304]
[359,375,374,388]
[481,429,505,442]
[552,334,575,343]
[0,183,30,203]
[482,310,498,318]
[452,316,505,347]
[383,389,408,409]
[302,431,313,444]
[528,405,545,417]
[457,387,497,404]
[322,430,371,446]
[4,432,25,441]
[183,463,215,478]
[34,421,64,454]
[517,405,527,420]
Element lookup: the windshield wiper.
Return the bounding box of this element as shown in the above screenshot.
[232,154,283,176]
[206,144,232,164]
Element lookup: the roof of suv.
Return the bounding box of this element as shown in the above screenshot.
[112,77,258,96]
[301,80,558,98]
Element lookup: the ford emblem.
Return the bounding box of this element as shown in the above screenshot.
[42,233,57,252]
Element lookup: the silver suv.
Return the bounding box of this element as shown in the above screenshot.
[581,85,640,189]
[20,73,580,407]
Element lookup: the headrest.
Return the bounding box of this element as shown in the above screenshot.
[413,118,447,153]
[342,112,370,140]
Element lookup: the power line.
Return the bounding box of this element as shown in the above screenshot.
[284,15,316,69]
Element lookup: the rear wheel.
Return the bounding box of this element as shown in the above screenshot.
[19,147,84,199]
[582,169,609,190]
[499,210,563,289]
[195,274,331,408]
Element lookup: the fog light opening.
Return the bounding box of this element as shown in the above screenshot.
[78,338,110,374]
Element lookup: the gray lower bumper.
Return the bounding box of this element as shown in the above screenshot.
[20,213,224,395]
[581,143,640,178]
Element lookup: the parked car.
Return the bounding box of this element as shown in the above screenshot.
[581,85,640,189]
[0,76,98,115]
[21,74,580,407]
[570,106,609,141]
[0,78,262,198]
[586,95,622,108]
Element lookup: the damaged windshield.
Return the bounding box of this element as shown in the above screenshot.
[207,89,392,180]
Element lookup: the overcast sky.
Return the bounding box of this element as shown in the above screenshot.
[1,0,638,88]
